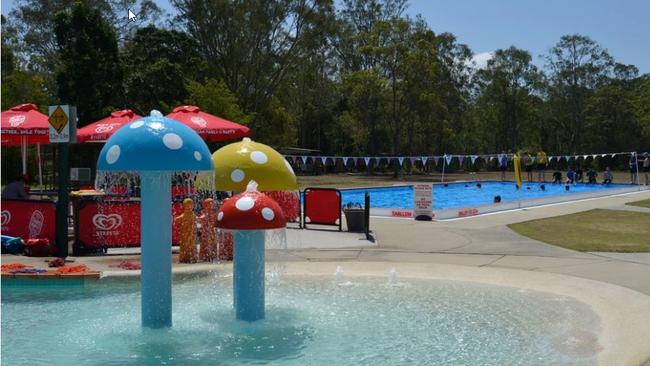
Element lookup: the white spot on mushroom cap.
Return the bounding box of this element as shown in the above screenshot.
[217,211,224,221]
[284,159,295,175]
[250,151,268,164]
[130,121,144,129]
[194,151,202,161]
[261,207,275,221]
[149,122,164,130]
[231,169,245,182]
[235,196,254,211]
[106,145,120,164]
[163,133,183,150]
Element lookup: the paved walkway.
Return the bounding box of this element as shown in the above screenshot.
[284,190,650,295]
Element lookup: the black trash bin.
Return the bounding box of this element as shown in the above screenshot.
[344,208,365,232]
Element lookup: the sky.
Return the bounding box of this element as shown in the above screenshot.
[2,0,649,73]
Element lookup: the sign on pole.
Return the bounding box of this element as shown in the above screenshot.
[413,184,433,221]
[48,105,76,143]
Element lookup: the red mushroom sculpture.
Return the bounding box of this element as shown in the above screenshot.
[216,181,286,321]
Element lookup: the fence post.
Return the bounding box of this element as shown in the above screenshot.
[364,192,370,240]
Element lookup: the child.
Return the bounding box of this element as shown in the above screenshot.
[586,168,597,184]
[603,167,613,185]
[566,167,575,184]
[552,171,562,184]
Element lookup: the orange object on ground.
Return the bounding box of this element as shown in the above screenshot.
[55,265,90,274]
[1,263,29,271]
[198,198,218,261]
[174,198,198,263]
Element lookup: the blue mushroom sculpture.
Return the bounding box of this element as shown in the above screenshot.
[97,110,213,328]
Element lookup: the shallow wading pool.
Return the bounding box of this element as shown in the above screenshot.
[1,275,600,366]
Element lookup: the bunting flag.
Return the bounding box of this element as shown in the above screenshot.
[600,154,607,158]
[470,155,479,164]
[300,156,308,164]
[444,154,453,165]
[421,156,429,166]
[610,154,616,158]
[364,157,371,166]
[354,157,361,165]
[432,156,440,166]
[457,155,465,166]
[490,155,497,162]
[409,157,417,164]
[592,155,598,159]
[397,157,405,166]
[342,157,349,166]
[320,156,328,165]
[564,155,571,162]
[583,155,589,160]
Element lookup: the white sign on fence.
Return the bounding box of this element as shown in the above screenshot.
[413,183,433,220]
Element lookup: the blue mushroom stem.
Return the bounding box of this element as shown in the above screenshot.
[140,171,173,328]
[233,230,266,322]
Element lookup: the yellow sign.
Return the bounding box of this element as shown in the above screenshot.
[49,106,69,134]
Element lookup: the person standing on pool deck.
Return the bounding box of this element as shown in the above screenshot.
[523,153,534,182]
[536,150,548,182]
[642,153,650,185]
[629,153,639,184]
[499,152,508,181]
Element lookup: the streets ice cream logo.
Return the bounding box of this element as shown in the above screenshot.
[95,124,116,134]
[191,116,207,128]
[28,210,44,237]
[93,214,122,236]
[9,115,26,127]
[1,210,11,230]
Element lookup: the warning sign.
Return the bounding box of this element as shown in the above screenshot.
[48,105,76,143]
[49,106,68,133]
[413,184,433,221]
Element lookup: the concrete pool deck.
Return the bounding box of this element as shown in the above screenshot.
[3,189,650,365]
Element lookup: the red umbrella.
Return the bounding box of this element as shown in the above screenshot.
[77,109,142,143]
[165,105,250,142]
[1,103,50,146]
[1,104,50,180]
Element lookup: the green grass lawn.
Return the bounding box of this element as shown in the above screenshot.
[508,209,650,252]
[626,199,650,208]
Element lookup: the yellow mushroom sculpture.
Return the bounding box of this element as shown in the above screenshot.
[212,137,298,191]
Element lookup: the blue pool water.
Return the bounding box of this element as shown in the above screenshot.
[1,275,598,365]
[341,181,630,210]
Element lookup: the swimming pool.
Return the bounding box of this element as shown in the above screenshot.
[1,275,600,365]
[340,181,638,218]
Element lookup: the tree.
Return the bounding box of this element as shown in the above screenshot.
[185,78,251,125]
[172,0,334,129]
[54,1,124,125]
[6,0,160,74]
[475,46,543,151]
[544,34,614,152]
[122,26,206,114]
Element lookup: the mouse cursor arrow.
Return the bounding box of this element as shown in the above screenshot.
[127,9,137,22]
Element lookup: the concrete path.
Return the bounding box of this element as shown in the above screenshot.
[283,190,650,295]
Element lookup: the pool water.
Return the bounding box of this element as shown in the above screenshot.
[341,181,630,209]
[2,275,599,365]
